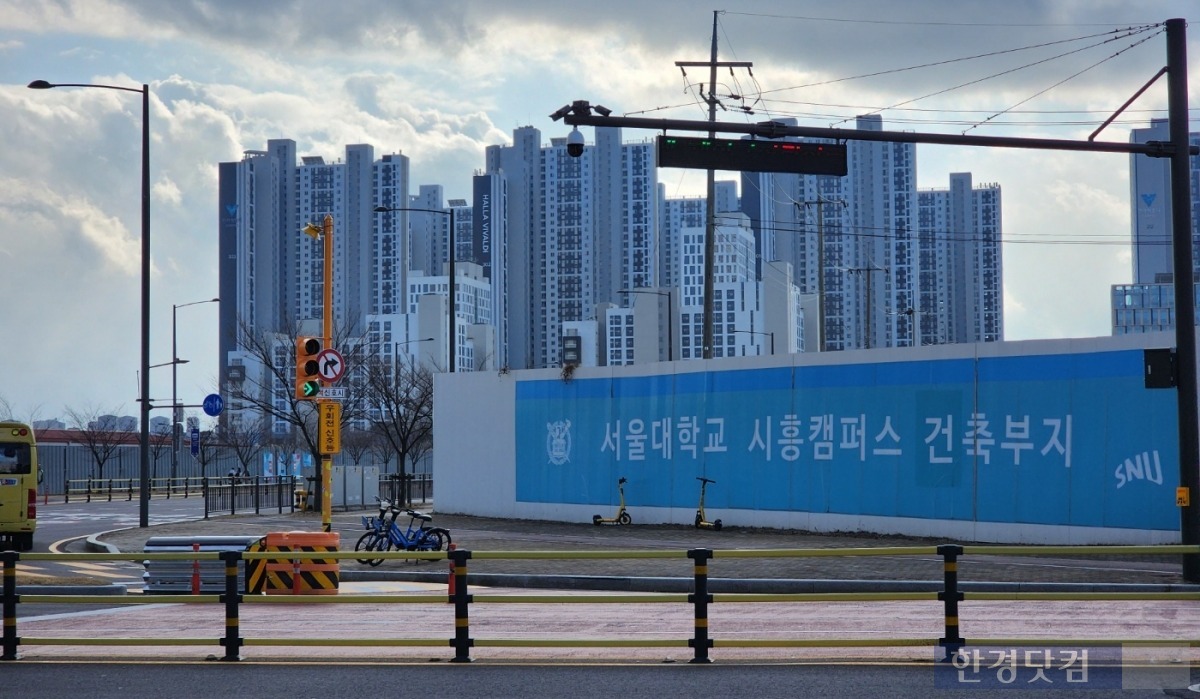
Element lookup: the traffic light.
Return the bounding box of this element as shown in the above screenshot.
[295,336,322,400]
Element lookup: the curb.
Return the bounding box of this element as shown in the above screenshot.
[15,583,128,596]
[340,569,1200,595]
[84,530,121,554]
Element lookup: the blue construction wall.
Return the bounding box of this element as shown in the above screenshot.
[437,335,1184,543]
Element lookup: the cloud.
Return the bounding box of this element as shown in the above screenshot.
[0,0,1193,419]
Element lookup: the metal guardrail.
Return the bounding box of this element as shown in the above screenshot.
[202,476,298,518]
[4,544,1200,663]
[60,476,299,519]
[64,476,208,503]
[377,473,432,506]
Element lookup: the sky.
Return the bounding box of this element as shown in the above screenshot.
[0,0,1196,424]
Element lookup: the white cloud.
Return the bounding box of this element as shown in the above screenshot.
[0,0,1195,418]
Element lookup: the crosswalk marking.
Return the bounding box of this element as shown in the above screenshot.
[36,511,199,527]
[18,560,143,582]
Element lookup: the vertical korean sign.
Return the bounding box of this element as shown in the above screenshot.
[319,402,341,455]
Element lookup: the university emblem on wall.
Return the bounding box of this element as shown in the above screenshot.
[546,420,572,465]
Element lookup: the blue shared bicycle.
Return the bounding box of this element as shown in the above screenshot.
[355,498,451,566]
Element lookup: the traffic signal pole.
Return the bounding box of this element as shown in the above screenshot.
[320,214,334,534]
[1165,19,1200,581]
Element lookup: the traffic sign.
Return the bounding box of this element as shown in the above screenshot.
[320,387,346,399]
[316,348,345,383]
[202,393,224,417]
[319,401,341,455]
[190,427,200,456]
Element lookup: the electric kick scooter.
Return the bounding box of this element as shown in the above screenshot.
[593,477,632,525]
[694,476,723,530]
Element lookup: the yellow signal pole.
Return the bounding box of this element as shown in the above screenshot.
[319,214,334,534]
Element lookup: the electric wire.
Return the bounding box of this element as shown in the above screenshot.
[834,27,1161,126]
[633,20,1182,133]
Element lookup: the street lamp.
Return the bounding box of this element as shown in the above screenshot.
[373,206,457,372]
[29,79,152,527]
[618,289,674,362]
[733,329,775,355]
[172,297,219,484]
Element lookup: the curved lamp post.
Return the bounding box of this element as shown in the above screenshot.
[29,79,153,527]
[733,329,775,355]
[172,297,219,484]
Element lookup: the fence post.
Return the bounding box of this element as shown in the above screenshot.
[688,548,714,664]
[937,544,965,661]
[253,476,261,515]
[1,551,17,660]
[449,547,473,663]
[202,477,210,520]
[219,550,243,661]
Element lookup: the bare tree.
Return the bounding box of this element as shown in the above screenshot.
[341,428,376,466]
[65,405,128,481]
[367,433,394,474]
[149,422,171,479]
[361,353,434,505]
[224,414,266,477]
[193,428,224,478]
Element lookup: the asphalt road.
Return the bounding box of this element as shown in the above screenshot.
[4,661,1197,699]
[20,497,206,583]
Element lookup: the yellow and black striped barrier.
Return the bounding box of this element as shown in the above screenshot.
[5,544,1200,663]
[260,531,340,595]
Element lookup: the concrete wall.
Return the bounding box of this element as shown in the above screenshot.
[435,332,1186,544]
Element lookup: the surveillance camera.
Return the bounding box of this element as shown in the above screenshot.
[566,127,585,158]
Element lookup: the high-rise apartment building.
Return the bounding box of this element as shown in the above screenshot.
[220,118,1004,400]
[485,126,657,368]
[742,116,1003,350]
[219,141,408,374]
[218,141,496,429]
[1112,120,1200,335]
[917,173,1004,344]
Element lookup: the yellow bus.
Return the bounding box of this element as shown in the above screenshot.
[0,421,37,551]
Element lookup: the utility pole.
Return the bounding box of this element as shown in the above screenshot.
[676,10,751,359]
[798,196,846,352]
[845,265,887,350]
